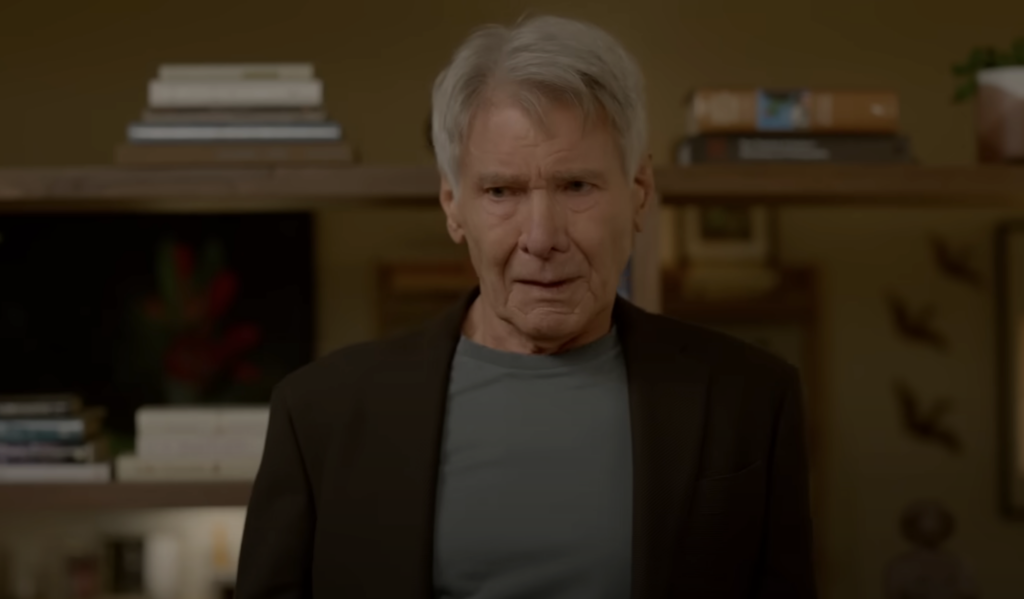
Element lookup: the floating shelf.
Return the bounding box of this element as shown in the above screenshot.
[655,164,1024,205]
[0,482,252,510]
[1,164,1023,210]
[0,165,440,211]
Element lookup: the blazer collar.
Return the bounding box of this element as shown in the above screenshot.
[354,288,711,599]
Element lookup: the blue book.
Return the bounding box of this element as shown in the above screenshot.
[127,122,343,143]
[0,407,104,444]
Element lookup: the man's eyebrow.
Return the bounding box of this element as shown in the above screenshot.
[475,169,608,188]
[476,172,530,188]
[549,169,606,184]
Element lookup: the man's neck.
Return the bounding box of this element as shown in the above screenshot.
[462,298,613,355]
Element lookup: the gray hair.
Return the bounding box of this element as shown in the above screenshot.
[431,15,648,190]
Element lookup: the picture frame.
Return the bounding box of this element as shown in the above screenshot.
[994,221,1024,518]
[681,205,775,264]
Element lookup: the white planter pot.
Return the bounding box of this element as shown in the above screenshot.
[976,66,1024,163]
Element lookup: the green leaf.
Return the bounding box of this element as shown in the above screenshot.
[952,62,974,77]
[156,237,183,325]
[1013,37,1024,63]
[197,240,226,291]
[997,50,1017,66]
[967,47,990,69]
[953,81,978,103]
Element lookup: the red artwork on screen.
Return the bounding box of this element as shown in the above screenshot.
[141,241,263,401]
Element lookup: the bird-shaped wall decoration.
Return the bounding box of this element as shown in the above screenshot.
[886,294,946,351]
[893,380,962,455]
[929,234,984,289]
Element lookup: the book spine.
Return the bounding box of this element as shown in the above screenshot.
[147,80,323,109]
[158,63,315,81]
[126,123,343,143]
[141,109,327,125]
[115,142,354,166]
[677,135,912,164]
[0,397,81,417]
[686,89,900,134]
[0,419,86,444]
[0,463,111,483]
[0,439,107,463]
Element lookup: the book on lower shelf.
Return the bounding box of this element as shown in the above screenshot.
[116,404,269,482]
[0,393,113,482]
[117,62,356,167]
[676,133,915,164]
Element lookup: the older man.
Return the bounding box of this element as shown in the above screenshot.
[237,15,816,599]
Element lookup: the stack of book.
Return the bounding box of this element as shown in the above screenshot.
[116,63,354,166]
[676,88,913,164]
[0,394,111,483]
[115,405,268,482]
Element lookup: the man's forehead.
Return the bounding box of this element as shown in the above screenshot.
[466,92,613,145]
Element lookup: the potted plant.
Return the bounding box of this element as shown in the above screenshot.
[953,38,1024,163]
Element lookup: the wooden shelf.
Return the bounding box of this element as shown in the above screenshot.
[656,164,1024,205]
[1,164,1023,210]
[0,165,441,211]
[0,482,252,510]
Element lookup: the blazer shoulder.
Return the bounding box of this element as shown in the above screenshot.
[273,332,409,413]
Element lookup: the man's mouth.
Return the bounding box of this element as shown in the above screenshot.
[517,278,579,289]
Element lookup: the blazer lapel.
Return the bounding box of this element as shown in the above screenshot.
[615,298,712,599]
[346,289,478,599]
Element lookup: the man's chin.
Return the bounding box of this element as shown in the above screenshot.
[508,307,585,341]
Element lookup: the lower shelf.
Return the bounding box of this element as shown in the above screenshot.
[0,482,252,510]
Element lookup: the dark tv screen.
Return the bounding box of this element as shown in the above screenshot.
[0,213,315,438]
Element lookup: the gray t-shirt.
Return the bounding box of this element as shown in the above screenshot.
[433,331,633,599]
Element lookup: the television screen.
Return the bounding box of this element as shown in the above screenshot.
[0,213,315,439]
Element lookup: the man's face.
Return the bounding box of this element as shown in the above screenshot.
[440,95,651,343]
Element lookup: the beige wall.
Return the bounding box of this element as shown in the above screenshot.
[781,207,1024,598]
[3,0,1024,598]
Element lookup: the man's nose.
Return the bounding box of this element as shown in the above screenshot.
[520,190,570,259]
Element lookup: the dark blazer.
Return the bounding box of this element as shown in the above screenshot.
[237,290,817,599]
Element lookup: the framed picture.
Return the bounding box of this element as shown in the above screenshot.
[995,221,1024,518]
[681,205,774,264]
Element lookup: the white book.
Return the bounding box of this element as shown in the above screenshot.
[127,123,342,142]
[136,405,269,436]
[137,432,265,459]
[115,454,260,482]
[0,463,111,483]
[158,63,315,81]
[141,108,328,125]
[148,80,322,109]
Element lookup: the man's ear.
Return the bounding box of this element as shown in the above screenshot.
[632,153,655,233]
[439,174,466,244]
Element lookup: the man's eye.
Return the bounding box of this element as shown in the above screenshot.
[486,187,511,199]
[564,181,593,193]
